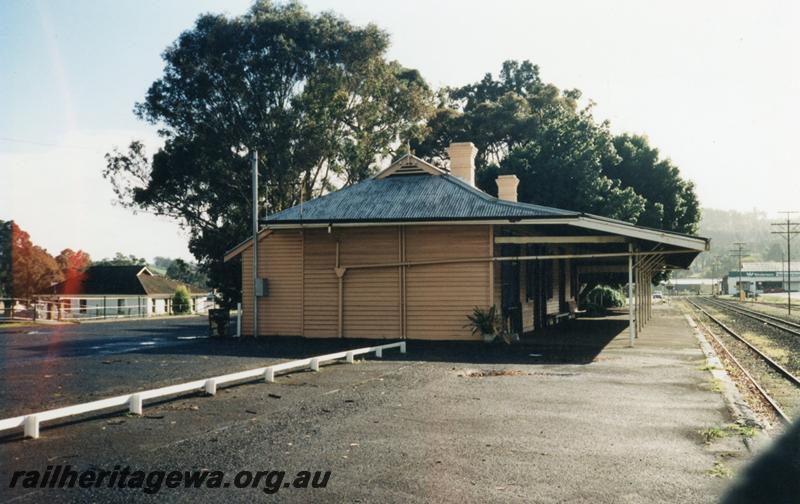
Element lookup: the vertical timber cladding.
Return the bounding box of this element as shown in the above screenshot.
[339,227,401,338]
[241,250,253,335]
[257,230,303,336]
[405,225,491,340]
[302,228,339,337]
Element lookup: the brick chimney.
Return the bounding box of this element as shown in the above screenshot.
[496,175,519,202]
[447,142,478,186]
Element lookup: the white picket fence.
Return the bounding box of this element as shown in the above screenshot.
[0,341,406,439]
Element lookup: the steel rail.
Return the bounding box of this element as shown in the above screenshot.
[689,312,790,424]
[701,297,800,336]
[687,298,800,386]
[686,299,796,424]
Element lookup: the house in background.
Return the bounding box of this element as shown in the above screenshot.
[225,142,709,341]
[40,265,209,320]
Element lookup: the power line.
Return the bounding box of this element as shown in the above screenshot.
[0,136,102,152]
[771,211,800,315]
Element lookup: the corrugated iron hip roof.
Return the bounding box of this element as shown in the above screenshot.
[264,174,578,224]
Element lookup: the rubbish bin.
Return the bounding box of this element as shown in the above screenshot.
[208,309,230,337]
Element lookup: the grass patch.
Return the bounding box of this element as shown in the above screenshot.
[726,423,757,438]
[705,378,724,392]
[700,426,728,444]
[708,461,732,478]
[698,363,719,372]
[700,423,759,444]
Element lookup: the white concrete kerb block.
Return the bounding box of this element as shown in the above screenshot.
[129,394,143,415]
[310,358,320,372]
[205,378,217,396]
[400,342,406,354]
[375,348,382,358]
[264,368,275,383]
[346,351,354,363]
[24,415,39,439]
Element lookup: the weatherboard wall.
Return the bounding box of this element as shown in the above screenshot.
[404,225,491,340]
[241,226,494,340]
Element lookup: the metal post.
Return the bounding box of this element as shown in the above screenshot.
[252,150,259,338]
[628,243,635,347]
[103,296,107,319]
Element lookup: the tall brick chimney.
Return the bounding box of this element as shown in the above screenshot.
[447,142,478,187]
[496,175,519,202]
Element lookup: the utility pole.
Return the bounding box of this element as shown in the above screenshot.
[771,211,800,315]
[252,150,259,338]
[782,251,786,299]
[730,242,747,301]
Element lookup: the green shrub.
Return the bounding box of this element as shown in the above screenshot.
[172,286,192,314]
[465,305,501,342]
[582,285,626,314]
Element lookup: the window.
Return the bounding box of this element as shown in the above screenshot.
[79,299,87,314]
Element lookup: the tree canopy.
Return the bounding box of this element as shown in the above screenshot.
[105,6,701,298]
[55,249,92,278]
[166,258,207,287]
[7,222,63,298]
[105,0,433,305]
[93,253,147,267]
[414,60,699,232]
[604,134,700,234]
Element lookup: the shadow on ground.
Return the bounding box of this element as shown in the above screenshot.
[10,316,627,365]
[115,317,623,365]
[720,419,800,504]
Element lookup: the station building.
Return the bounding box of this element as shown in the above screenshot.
[225,142,709,341]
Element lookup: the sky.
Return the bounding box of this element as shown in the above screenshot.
[1,0,799,261]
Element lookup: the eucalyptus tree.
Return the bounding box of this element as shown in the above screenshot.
[105,1,432,303]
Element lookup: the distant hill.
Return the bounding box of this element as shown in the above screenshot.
[686,208,786,277]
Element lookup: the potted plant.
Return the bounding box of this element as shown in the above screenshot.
[465,305,501,343]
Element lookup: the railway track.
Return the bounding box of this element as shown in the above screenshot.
[701,297,800,336]
[685,297,799,425]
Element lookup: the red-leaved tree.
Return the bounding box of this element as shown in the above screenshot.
[55,248,92,278]
[10,223,63,298]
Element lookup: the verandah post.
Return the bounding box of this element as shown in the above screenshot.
[628,243,635,347]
